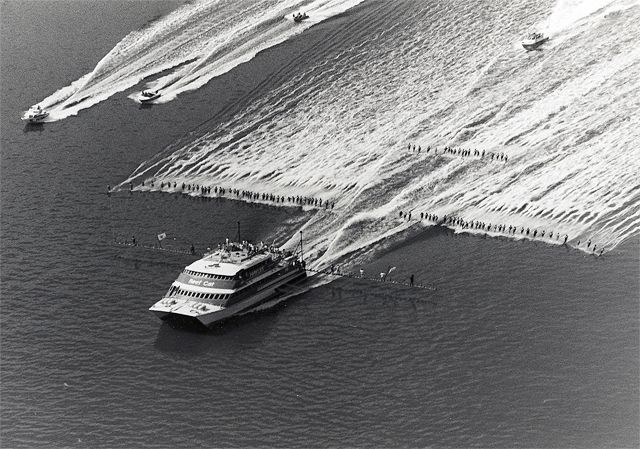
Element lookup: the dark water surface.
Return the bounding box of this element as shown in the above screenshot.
[1,1,638,448]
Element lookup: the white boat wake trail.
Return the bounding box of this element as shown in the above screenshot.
[122,0,639,269]
[28,0,366,121]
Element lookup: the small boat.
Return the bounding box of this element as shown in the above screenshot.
[149,240,307,328]
[522,32,549,51]
[21,105,49,123]
[293,12,309,23]
[138,90,161,103]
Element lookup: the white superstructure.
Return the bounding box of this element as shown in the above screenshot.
[149,241,306,327]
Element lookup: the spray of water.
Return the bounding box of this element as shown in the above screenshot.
[25,0,367,121]
[115,0,638,269]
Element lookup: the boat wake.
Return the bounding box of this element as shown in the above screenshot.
[541,0,633,36]
[29,0,366,120]
[120,0,639,270]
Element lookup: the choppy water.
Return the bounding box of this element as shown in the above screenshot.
[1,0,639,448]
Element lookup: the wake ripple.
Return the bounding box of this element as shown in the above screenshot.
[26,0,367,121]
[122,0,640,268]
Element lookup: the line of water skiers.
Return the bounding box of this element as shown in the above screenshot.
[408,143,508,162]
[117,180,336,210]
[399,210,606,255]
[108,181,603,254]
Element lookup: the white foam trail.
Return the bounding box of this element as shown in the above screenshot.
[151,0,368,102]
[125,0,640,267]
[540,0,640,35]
[31,0,367,118]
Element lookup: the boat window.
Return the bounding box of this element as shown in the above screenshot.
[182,269,235,281]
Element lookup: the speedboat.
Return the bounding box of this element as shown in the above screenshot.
[21,105,49,123]
[138,90,161,103]
[149,240,307,328]
[293,12,309,23]
[522,32,549,51]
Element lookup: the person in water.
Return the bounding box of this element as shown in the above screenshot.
[410,274,414,286]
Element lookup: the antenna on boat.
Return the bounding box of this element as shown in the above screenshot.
[299,231,304,263]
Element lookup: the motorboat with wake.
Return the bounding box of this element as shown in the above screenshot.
[521,32,549,51]
[137,90,161,103]
[149,240,307,328]
[293,12,309,23]
[21,105,49,123]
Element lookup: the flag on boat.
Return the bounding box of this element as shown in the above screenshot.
[382,266,396,282]
[157,232,167,241]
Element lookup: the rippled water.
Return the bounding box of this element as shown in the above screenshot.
[1,1,638,448]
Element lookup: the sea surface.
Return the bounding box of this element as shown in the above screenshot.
[1,0,639,448]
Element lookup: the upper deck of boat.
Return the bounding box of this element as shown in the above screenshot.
[187,244,278,277]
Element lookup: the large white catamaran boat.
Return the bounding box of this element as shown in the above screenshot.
[149,239,307,328]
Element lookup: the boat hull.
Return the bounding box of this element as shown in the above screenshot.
[21,112,49,123]
[138,93,161,103]
[522,37,549,50]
